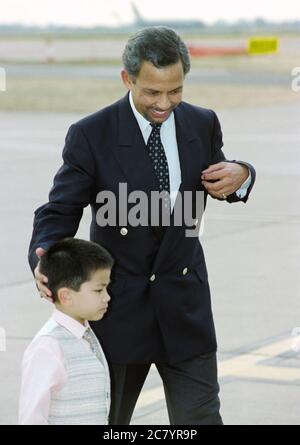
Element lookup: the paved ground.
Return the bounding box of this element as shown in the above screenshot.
[3,63,290,86]
[0,102,299,425]
[0,36,298,62]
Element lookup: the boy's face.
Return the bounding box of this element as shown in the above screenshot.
[70,268,111,324]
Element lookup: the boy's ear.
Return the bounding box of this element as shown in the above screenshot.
[56,287,73,306]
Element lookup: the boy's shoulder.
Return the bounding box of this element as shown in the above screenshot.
[22,317,63,363]
[32,317,59,342]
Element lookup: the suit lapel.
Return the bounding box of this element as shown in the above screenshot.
[112,93,160,194]
[174,103,199,189]
[111,94,164,239]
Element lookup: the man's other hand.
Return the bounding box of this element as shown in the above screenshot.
[201,161,249,199]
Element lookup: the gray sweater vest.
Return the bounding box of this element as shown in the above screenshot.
[37,320,110,425]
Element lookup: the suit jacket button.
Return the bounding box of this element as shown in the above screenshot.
[190,219,199,229]
[150,274,156,282]
[182,267,188,275]
[120,227,128,236]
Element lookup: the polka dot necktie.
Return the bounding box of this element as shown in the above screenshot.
[146,123,171,209]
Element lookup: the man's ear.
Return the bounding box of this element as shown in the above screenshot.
[121,69,134,90]
[56,287,73,307]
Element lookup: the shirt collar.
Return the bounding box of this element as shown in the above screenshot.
[129,90,173,133]
[52,307,90,340]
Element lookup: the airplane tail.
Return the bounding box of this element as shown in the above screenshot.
[131,1,145,24]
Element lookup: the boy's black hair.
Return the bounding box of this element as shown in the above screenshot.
[39,238,114,302]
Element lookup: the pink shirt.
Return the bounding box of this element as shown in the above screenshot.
[18,308,108,425]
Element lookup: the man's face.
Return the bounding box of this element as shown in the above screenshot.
[121,60,185,124]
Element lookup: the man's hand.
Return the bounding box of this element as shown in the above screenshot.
[201,161,249,200]
[34,247,54,303]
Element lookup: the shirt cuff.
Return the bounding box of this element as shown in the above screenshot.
[235,170,252,199]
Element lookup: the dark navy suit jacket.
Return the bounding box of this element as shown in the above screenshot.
[28,93,256,364]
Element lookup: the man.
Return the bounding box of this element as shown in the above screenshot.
[29,27,256,425]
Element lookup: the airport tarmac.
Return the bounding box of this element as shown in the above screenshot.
[0,102,299,425]
[3,63,290,86]
[0,36,298,62]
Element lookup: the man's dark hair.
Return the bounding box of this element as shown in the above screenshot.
[39,238,114,302]
[122,26,191,79]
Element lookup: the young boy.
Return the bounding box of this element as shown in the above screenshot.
[19,238,114,425]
